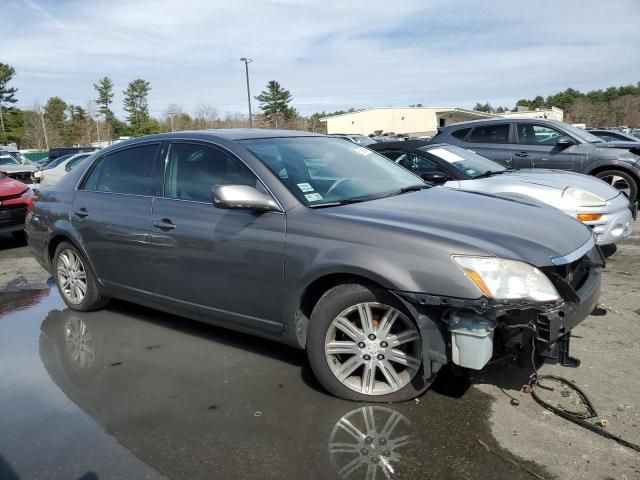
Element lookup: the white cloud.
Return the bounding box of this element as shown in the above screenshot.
[3,0,640,118]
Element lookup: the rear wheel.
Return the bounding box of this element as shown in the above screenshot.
[307,283,433,402]
[594,169,637,202]
[53,241,109,311]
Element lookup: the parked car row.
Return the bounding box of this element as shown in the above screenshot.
[430,118,640,202]
[369,141,634,246]
[27,129,611,402]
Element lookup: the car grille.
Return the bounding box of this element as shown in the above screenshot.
[0,205,27,229]
[5,172,34,184]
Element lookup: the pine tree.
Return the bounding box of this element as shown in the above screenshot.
[123,79,151,134]
[0,63,18,138]
[255,80,296,127]
[93,76,115,124]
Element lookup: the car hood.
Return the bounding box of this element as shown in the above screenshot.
[322,187,593,267]
[0,176,29,197]
[586,143,640,161]
[0,164,37,174]
[490,169,620,201]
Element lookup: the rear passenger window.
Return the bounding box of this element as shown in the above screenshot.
[164,143,257,203]
[95,144,159,195]
[81,158,103,191]
[469,124,510,144]
[451,128,471,141]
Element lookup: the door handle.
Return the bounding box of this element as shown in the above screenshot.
[74,208,89,218]
[514,152,531,158]
[153,219,176,230]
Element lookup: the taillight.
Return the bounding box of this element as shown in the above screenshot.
[25,191,38,226]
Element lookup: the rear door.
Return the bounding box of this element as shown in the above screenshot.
[513,123,579,170]
[71,143,161,295]
[464,123,516,167]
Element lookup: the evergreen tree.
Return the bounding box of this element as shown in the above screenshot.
[123,79,151,134]
[0,63,18,140]
[93,76,116,131]
[255,80,296,127]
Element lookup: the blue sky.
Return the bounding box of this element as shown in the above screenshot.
[4,0,640,119]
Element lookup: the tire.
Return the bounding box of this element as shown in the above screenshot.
[53,241,109,311]
[306,283,435,402]
[594,169,638,203]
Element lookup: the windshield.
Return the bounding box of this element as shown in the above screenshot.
[241,137,425,206]
[557,122,604,143]
[0,154,20,166]
[420,145,505,178]
[44,153,74,170]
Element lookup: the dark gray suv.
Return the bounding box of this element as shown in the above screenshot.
[431,118,640,202]
[27,130,602,402]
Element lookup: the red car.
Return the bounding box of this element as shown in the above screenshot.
[0,172,36,237]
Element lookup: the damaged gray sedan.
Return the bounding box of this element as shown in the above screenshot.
[27,130,602,402]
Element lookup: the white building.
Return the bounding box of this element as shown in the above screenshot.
[321,107,499,137]
[497,106,564,122]
[321,106,564,137]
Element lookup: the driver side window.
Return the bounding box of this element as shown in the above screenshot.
[164,143,257,203]
[516,124,563,145]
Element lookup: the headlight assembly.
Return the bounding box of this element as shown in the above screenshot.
[452,256,560,302]
[562,186,605,207]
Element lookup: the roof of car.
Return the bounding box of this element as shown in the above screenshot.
[442,117,564,129]
[130,129,325,143]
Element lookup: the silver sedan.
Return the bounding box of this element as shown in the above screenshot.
[372,142,634,246]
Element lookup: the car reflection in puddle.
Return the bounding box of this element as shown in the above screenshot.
[0,289,548,480]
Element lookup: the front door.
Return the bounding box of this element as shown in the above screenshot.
[513,123,578,170]
[71,143,161,294]
[150,142,286,332]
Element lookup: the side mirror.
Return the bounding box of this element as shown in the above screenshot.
[211,185,280,212]
[420,171,449,184]
[555,135,575,147]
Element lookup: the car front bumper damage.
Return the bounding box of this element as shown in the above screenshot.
[395,247,603,377]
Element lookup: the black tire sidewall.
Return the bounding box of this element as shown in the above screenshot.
[53,241,107,311]
[594,169,637,202]
[307,283,433,402]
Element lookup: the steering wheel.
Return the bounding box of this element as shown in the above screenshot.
[325,178,354,197]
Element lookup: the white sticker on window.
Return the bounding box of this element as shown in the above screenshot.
[355,146,372,156]
[297,182,314,193]
[305,193,323,202]
[428,148,464,163]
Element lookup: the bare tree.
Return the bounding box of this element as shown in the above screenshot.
[194,103,218,129]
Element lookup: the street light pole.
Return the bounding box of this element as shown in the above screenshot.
[240,57,253,128]
[40,107,49,150]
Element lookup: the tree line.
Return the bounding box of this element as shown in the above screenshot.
[0,63,317,149]
[473,82,640,127]
[2,61,639,149]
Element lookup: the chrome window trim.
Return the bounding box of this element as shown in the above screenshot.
[551,236,596,266]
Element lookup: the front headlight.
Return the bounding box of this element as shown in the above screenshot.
[452,256,560,302]
[562,186,605,207]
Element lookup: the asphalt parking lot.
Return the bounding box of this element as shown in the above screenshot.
[0,226,638,480]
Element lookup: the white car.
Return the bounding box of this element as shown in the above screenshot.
[372,142,634,246]
[35,153,93,187]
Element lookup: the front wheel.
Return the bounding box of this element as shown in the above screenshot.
[53,241,109,311]
[307,283,434,402]
[594,169,637,202]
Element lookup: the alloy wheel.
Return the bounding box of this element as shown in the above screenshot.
[599,174,631,197]
[57,249,88,305]
[324,302,422,396]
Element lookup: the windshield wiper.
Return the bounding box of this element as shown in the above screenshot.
[308,185,429,208]
[474,168,516,179]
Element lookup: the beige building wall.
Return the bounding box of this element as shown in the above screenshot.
[323,108,439,136]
